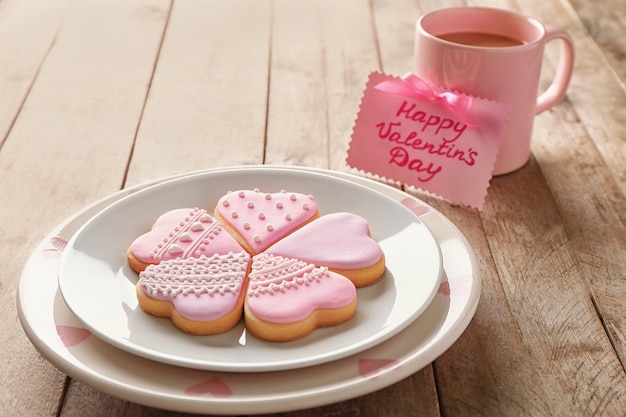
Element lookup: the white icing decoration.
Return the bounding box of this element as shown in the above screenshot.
[258,212,266,220]
[139,252,250,298]
[247,254,329,298]
[231,210,238,218]
[276,201,283,209]
[190,222,204,232]
[247,201,255,208]
[266,224,274,231]
[168,244,184,254]
[179,232,192,242]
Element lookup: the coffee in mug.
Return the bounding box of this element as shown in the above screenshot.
[437,32,524,48]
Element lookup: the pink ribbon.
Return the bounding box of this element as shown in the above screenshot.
[374,73,478,127]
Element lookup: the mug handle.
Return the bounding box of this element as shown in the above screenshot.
[535,27,575,114]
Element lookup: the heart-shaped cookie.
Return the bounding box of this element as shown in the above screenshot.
[244,253,357,342]
[265,212,385,287]
[214,189,318,254]
[137,251,250,335]
[127,208,244,273]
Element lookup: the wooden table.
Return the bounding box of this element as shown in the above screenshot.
[3,0,626,416]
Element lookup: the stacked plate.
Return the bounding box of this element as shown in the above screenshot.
[17,166,481,415]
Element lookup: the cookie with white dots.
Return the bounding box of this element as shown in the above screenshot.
[214,189,319,255]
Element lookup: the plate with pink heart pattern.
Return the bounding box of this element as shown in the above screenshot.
[57,167,442,372]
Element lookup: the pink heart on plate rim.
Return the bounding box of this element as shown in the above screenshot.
[401,197,431,217]
[440,274,473,297]
[358,358,401,380]
[42,236,68,257]
[184,377,233,397]
[56,325,92,347]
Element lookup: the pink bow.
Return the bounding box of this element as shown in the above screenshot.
[374,73,478,127]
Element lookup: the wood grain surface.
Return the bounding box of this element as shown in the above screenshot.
[2,0,625,416]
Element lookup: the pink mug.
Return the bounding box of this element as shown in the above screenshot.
[413,7,575,175]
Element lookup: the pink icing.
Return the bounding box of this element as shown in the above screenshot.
[129,208,243,264]
[246,253,356,323]
[265,212,383,269]
[216,189,318,254]
[138,252,250,321]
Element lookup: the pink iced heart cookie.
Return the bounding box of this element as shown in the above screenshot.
[244,253,357,342]
[265,212,385,287]
[214,189,319,254]
[137,251,250,335]
[127,207,244,273]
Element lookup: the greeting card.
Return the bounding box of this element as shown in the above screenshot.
[346,72,508,210]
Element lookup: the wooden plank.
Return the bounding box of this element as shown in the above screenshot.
[0,0,169,416]
[532,0,626,194]
[519,0,626,372]
[0,0,69,148]
[265,0,329,167]
[0,4,72,411]
[567,0,626,83]
[59,381,208,417]
[258,368,439,417]
[125,0,272,186]
[315,0,380,170]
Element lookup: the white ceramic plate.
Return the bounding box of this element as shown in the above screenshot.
[57,168,442,372]
[18,166,480,415]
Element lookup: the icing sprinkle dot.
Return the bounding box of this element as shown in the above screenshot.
[231,210,238,218]
[243,222,251,230]
[265,193,272,200]
[222,200,230,207]
[266,224,274,231]
[285,214,292,221]
[258,212,266,220]
[302,203,310,210]
[247,201,255,209]
[276,201,283,209]
[253,235,261,243]
[238,191,246,198]
[290,194,297,201]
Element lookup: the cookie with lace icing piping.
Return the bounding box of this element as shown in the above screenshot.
[244,253,357,342]
[136,252,251,335]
